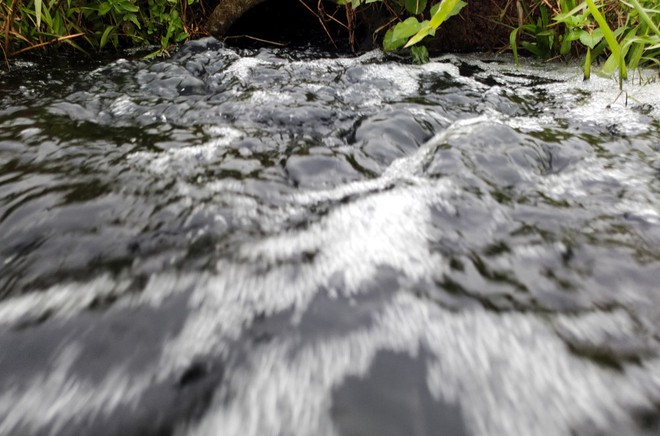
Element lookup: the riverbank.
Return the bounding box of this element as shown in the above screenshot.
[2,0,659,77]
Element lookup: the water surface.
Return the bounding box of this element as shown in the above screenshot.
[1,39,659,435]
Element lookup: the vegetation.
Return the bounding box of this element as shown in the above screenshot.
[508,0,659,83]
[1,0,658,83]
[339,0,466,62]
[0,0,205,61]
[346,0,658,77]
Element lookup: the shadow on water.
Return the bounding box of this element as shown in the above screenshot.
[331,350,467,436]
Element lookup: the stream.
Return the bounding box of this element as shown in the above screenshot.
[1,38,659,435]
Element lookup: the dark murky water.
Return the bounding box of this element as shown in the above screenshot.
[1,38,659,435]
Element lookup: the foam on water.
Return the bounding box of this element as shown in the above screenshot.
[1,42,659,435]
[184,293,660,436]
[0,276,131,326]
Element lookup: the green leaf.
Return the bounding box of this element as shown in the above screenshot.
[119,1,139,13]
[510,26,520,67]
[445,0,467,20]
[405,0,426,15]
[566,29,583,42]
[521,41,545,57]
[430,2,440,16]
[35,0,42,29]
[553,2,588,24]
[100,25,114,49]
[585,0,625,79]
[124,13,141,29]
[175,31,189,43]
[404,27,433,47]
[626,39,644,71]
[430,0,464,28]
[411,45,429,64]
[579,28,603,49]
[383,28,407,51]
[405,0,466,48]
[602,26,638,83]
[40,5,53,29]
[393,17,422,40]
[98,2,112,15]
[627,0,660,38]
[560,35,573,55]
[583,46,591,80]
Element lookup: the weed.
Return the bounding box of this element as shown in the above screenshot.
[509,0,659,85]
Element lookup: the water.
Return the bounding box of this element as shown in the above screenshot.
[1,38,659,435]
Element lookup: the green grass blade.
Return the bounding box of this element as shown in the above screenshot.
[100,25,114,49]
[627,0,660,38]
[584,46,591,80]
[510,26,520,67]
[585,0,626,81]
[35,0,42,30]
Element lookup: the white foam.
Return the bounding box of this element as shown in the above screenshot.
[0,275,131,327]
[185,293,658,436]
[128,126,244,174]
[0,344,151,435]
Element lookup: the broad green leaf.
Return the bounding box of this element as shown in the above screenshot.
[565,29,582,42]
[411,45,429,64]
[118,1,139,13]
[579,28,603,48]
[404,26,433,47]
[444,0,466,20]
[383,28,407,51]
[176,31,189,43]
[98,2,112,15]
[393,17,422,40]
[125,12,141,29]
[430,0,464,28]
[403,0,464,49]
[430,2,440,16]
